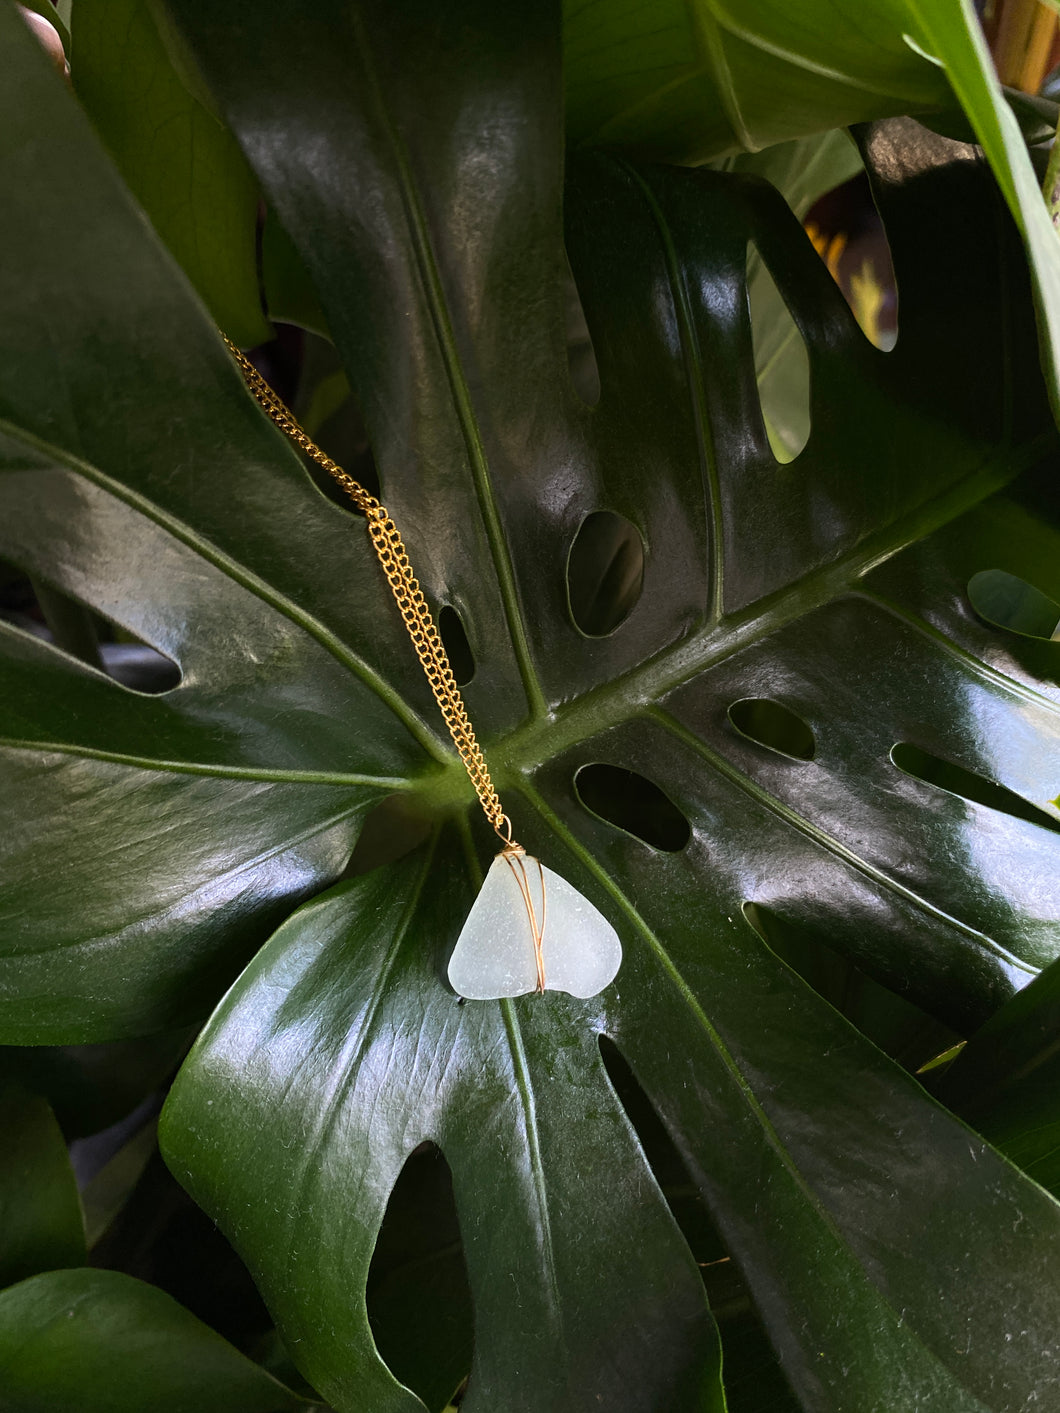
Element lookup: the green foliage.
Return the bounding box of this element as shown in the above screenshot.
[564,0,1060,428]
[3,0,1060,1410]
[934,952,1060,1197]
[0,1089,85,1288]
[562,0,952,159]
[0,1269,312,1412]
[71,0,269,347]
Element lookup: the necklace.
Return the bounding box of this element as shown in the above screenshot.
[225,338,621,1002]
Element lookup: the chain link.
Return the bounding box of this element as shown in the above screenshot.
[223,337,513,844]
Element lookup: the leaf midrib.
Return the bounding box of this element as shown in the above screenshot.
[581,0,943,151]
[496,430,1055,779]
[520,779,999,1413]
[0,737,412,789]
[705,0,942,105]
[616,157,725,623]
[649,704,1036,975]
[479,434,1053,986]
[455,816,566,1342]
[8,428,1051,819]
[0,415,447,763]
[346,3,548,724]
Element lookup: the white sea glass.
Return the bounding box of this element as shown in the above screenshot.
[447,852,622,1000]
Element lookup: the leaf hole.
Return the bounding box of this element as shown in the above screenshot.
[438,605,475,686]
[967,568,1060,641]
[597,1036,798,1409]
[564,260,601,408]
[890,742,1060,836]
[804,168,898,352]
[0,562,181,694]
[727,698,815,761]
[97,639,181,694]
[302,419,381,514]
[566,510,645,637]
[747,240,811,464]
[240,330,302,407]
[742,902,962,1070]
[366,1142,473,1411]
[284,332,382,512]
[574,763,690,851]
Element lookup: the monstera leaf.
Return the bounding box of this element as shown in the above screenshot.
[566,0,1060,425]
[0,1088,85,1289]
[0,1269,313,1412]
[5,1,1060,1410]
[52,0,1060,428]
[563,0,951,158]
[70,0,270,348]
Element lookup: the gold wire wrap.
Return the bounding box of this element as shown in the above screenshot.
[501,845,547,993]
[223,336,513,843]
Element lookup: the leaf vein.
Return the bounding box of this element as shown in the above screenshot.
[0,416,446,760]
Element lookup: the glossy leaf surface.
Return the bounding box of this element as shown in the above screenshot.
[145,3,1060,1411]
[5,0,1060,1409]
[934,953,1060,1197]
[0,1089,85,1288]
[0,6,431,1040]
[166,838,720,1413]
[60,0,1060,431]
[0,1269,310,1412]
[563,2,1060,431]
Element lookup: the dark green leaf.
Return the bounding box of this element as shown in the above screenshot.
[252,1331,325,1404]
[563,3,1060,433]
[933,953,1060,1197]
[71,0,269,347]
[7,0,1060,1409]
[746,903,961,1072]
[162,838,724,1413]
[261,213,331,338]
[58,0,1060,439]
[0,5,434,1039]
[0,1269,311,1412]
[88,1148,276,1353]
[562,0,951,162]
[0,1089,85,1288]
[896,4,1060,424]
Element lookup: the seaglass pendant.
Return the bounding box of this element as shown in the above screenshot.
[448,846,622,1000]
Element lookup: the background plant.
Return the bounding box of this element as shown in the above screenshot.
[3,1,1060,1410]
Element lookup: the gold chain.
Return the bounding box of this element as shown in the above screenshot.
[223,336,514,845]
